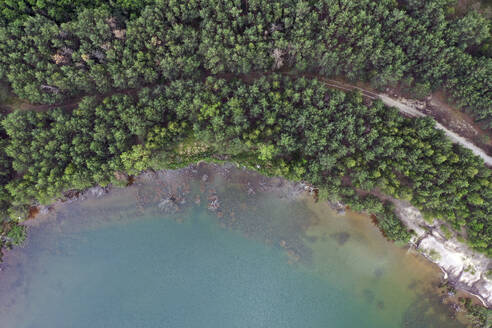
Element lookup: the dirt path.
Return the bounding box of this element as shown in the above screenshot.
[378,94,492,166]
[7,75,492,166]
[428,93,492,155]
[319,78,492,166]
[3,87,143,113]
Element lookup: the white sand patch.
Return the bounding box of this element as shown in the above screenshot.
[389,198,491,307]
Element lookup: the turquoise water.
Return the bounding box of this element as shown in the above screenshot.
[0,166,466,328]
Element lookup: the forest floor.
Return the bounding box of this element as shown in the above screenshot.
[456,0,492,17]
[427,92,492,154]
[0,86,144,114]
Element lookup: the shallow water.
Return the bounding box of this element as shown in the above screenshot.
[0,165,466,328]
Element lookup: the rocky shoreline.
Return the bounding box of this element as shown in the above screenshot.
[391,198,491,308]
[14,162,492,309]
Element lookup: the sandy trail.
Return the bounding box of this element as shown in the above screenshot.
[10,75,492,166]
[321,79,492,166]
[378,94,492,166]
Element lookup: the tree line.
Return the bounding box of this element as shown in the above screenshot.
[0,75,490,254]
[0,0,490,127]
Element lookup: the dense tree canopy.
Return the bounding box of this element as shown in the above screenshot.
[0,0,152,25]
[0,75,490,254]
[0,0,490,257]
[0,0,490,126]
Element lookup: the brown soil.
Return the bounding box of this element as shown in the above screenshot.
[3,86,144,113]
[377,81,492,157]
[326,75,492,156]
[26,206,39,220]
[427,92,492,155]
[455,0,492,17]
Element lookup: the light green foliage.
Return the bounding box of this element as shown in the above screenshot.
[258,144,277,162]
[440,224,453,239]
[120,145,152,174]
[428,249,442,261]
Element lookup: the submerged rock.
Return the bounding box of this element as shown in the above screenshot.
[328,201,346,216]
[38,206,51,215]
[158,196,179,214]
[208,199,220,211]
[208,195,220,211]
[88,186,108,198]
[362,289,375,303]
[374,268,384,279]
[139,170,157,181]
[336,208,346,216]
[286,249,300,262]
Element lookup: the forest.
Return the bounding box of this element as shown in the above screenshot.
[0,0,490,256]
[0,75,490,255]
[0,0,490,126]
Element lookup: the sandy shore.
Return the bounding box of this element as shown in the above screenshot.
[391,199,491,308]
[10,162,492,309]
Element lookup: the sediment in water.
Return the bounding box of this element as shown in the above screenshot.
[5,162,491,309]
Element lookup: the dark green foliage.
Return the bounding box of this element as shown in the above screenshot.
[0,0,151,25]
[0,109,23,255]
[376,204,413,243]
[188,76,490,249]
[1,75,490,253]
[0,111,13,218]
[5,221,25,245]
[0,0,103,25]
[459,297,491,328]
[0,0,490,255]
[0,0,490,127]
[121,1,201,87]
[340,194,411,242]
[0,7,128,103]
[1,82,192,204]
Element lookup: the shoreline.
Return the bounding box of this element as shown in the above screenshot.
[3,162,491,309]
[389,197,491,308]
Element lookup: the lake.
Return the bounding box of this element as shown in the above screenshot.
[0,164,467,328]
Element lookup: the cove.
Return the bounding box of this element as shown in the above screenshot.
[0,164,467,328]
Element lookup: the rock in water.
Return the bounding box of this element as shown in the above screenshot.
[88,186,107,198]
[158,197,179,214]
